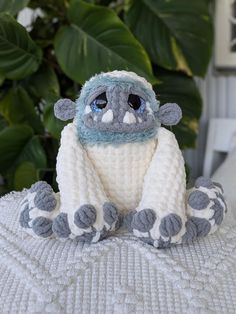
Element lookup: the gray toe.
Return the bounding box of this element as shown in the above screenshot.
[124,210,136,232]
[195,177,214,189]
[19,204,30,228]
[213,181,224,193]
[52,213,71,238]
[190,217,211,237]
[75,230,97,243]
[74,204,97,229]
[211,199,224,225]
[159,213,182,237]
[181,219,198,243]
[131,209,156,232]
[33,184,56,212]
[30,181,52,193]
[188,190,210,210]
[103,202,118,225]
[32,217,53,238]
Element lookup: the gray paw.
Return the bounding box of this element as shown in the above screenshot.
[189,217,211,237]
[159,213,182,237]
[74,205,97,229]
[103,202,118,226]
[181,219,198,244]
[124,210,137,232]
[30,181,56,212]
[32,217,53,238]
[195,177,214,189]
[210,199,224,225]
[131,209,156,232]
[52,213,71,238]
[188,190,210,210]
[19,204,30,228]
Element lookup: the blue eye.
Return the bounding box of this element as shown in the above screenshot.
[91,92,107,112]
[128,94,145,113]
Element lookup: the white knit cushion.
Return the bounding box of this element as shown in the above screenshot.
[0,191,236,313]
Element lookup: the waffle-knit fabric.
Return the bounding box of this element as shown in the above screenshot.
[1,191,236,314]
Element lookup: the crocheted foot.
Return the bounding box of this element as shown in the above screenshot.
[19,181,60,238]
[124,209,185,248]
[124,177,227,248]
[52,201,121,243]
[182,176,227,244]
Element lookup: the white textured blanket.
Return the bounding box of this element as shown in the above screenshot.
[0,191,236,314]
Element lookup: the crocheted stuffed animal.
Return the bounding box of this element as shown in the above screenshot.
[19,71,227,248]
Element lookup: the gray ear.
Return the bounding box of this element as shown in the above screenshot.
[54,98,76,121]
[157,103,182,126]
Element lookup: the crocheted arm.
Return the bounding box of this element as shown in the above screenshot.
[19,122,120,241]
[56,122,120,240]
[126,127,227,248]
[126,127,187,246]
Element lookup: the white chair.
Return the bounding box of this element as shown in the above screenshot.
[203,118,236,177]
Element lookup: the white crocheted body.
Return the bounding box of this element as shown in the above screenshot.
[85,139,156,213]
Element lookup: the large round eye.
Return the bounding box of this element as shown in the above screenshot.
[91,92,107,112]
[128,94,145,112]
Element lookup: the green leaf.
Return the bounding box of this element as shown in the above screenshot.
[0,13,42,79]
[25,63,60,101]
[54,0,156,84]
[14,161,38,190]
[125,0,213,77]
[0,86,44,133]
[0,0,29,15]
[17,136,47,169]
[0,125,33,173]
[154,69,202,149]
[44,102,67,139]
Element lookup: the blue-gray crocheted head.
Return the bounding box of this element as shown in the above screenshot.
[54,71,182,145]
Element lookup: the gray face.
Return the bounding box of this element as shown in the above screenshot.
[83,84,156,133]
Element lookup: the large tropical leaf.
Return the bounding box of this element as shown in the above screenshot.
[54,0,155,84]
[14,161,38,190]
[154,69,202,149]
[0,13,42,79]
[0,0,29,15]
[0,86,44,133]
[0,125,33,173]
[24,63,60,101]
[125,0,213,77]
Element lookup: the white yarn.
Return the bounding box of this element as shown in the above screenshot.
[0,192,236,314]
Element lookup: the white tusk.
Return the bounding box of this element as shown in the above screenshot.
[101,109,113,123]
[123,111,136,124]
[84,105,91,114]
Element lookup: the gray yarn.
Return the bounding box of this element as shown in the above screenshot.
[75,230,97,243]
[213,181,224,193]
[103,202,118,225]
[54,98,76,121]
[159,213,182,237]
[189,217,211,237]
[19,204,31,228]
[30,181,51,193]
[188,190,210,210]
[211,199,224,225]
[139,237,154,246]
[123,210,136,233]
[157,103,182,126]
[131,209,156,233]
[74,205,97,229]
[181,219,198,243]
[34,189,57,212]
[195,177,214,189]
[157,237,172,249]
[32,217,53,238]
[52,213,71,238]
[115,214,123,230]
[217,193,227,212]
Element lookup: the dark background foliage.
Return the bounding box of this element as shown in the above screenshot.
[0,0,213,194]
